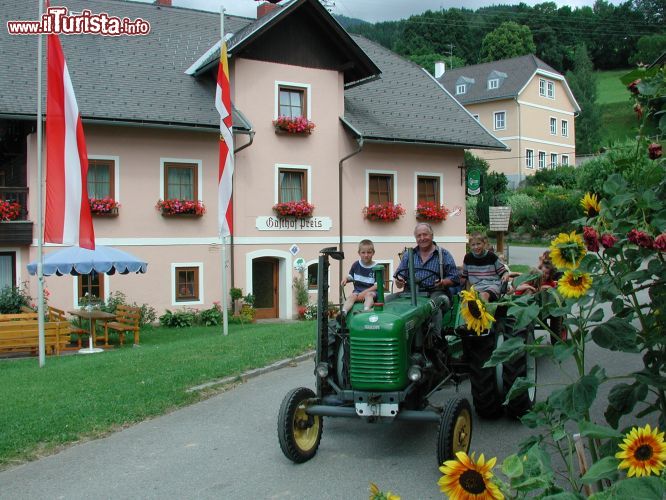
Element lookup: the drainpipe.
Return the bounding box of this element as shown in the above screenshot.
[229,130,255,288]
[516,97,522,187]
[338,137,364,295]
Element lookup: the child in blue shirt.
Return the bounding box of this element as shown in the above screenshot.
[340,239,377,319]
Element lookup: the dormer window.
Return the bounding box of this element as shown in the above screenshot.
[539,78,555,99]
[488,78,499,90]
[456,84,466,95]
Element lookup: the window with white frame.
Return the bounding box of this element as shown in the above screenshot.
[561,119,569,137]
[547,81,555,99]
[550,117,557,135]
[417,175,440,204]
[278,86,305,119]
[561,154,569,166]
[278,167,307,203]
[488,78,499,90]
[172,263,203,304]
[550,153,558,169]
[307,262,318,290]
[368,173,395,204]
[539,79,546,96]
[87,159,115,200]
[538,151,546,169]
[456,84,466,95]
[526,149,534,169]
[494,111,506,130]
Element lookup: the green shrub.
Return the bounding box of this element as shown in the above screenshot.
[197,304,223,326]
[159,309,196,328]
[293,275,309,306]
[466,196,480,227]
[507,192,538,230]
[535,190,580,231]
[524,165,577,189]
[0,284,31,313]
[476,172,509,226]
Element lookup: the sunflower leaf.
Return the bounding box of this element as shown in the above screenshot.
[484,336,525,367]
[578,420,623,439]
[553,342,576,362]
[508,303,540,330]
[548,376,599,418]
[591,317,639,352]
[581,456,619,483]
[504,376,535,403]
[501,454,524,478]
[542,493,585,500]
[605,382,648,428]
[588,476,663,499]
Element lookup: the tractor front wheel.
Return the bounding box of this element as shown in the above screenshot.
[277,387,323,463]
[437,397,472,466]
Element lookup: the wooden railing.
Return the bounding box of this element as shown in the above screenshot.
[0,187,29,220]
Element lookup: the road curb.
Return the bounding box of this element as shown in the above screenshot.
[186,350,315,393]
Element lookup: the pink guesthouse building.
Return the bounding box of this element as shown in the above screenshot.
[0,0,506,319]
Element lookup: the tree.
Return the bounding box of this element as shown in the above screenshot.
[566,44,602,154]
[630,34,666,65]
[479,21,536,62]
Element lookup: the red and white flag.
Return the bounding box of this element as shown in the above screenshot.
[215,37,234,237]
[45,25,95,249]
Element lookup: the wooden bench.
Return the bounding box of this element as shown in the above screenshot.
[104,305,141,346]
[0,312,40,322]
[0,321,68,356]
[48,306,89,350]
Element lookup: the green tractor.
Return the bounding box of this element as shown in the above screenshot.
[277,247,536,465]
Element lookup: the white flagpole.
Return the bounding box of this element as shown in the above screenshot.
[220,6,228,337]
[37,0,46,367]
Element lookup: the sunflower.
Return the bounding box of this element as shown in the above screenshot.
[460,288,495,335]
[581,192,601,217]
[549,231,587,270]
[557,271,593,299]
[616,424,666,477]
[439,451,504,500]
[369,482,401,500]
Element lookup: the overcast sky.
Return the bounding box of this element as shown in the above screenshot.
[138,0,626,23]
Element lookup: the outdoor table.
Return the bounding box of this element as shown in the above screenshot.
[68,309,116,354]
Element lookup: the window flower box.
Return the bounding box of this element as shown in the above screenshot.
[89,197,120,216]
[363,202,406,222]
[272,200,315,218]
[273,116,316,135]
[0,200,21,221]
[415,201,448,222]
[156,199,206,217]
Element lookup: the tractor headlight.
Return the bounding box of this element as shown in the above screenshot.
[407,365,422,382]
[315,362,329,378]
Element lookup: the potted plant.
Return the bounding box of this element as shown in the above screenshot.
[0,200,21,221]
[273,115,316,135]
[241,293,256,322]
[155,199,206,216]
[273,200,315,218]
[230,287,243,317]
[363,202,406,222]
[89,197,120,216]
[415,201,448,222]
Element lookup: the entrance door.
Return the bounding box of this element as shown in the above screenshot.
[252,258,279,319]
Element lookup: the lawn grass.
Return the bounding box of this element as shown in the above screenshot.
[597,69,632,105]
[0,321,315,469]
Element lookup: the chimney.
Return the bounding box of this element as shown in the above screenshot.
[435,61,446,79]
[257,2,279,18]
[154,0,172,6]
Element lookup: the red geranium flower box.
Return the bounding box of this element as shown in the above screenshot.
[273,116,316,135]
[156,199,206,216]
[363,202,405,222]
[272,200,315,218]
[0,200,21,221]
[89,197,120,216]
[415,201,448,222]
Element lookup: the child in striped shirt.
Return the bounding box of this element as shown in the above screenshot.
[461,233,510,302]
[340,239,378,320]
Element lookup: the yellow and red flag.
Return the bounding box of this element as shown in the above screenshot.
[215,37,234,237]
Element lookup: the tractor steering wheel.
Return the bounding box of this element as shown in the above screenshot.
[394,267,441,291]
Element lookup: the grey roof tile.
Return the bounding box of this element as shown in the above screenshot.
[438,54,559,105]
[344,36,507,150]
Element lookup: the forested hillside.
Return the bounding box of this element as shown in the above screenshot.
[336,1,665,74]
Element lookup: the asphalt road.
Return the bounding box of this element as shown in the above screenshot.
[0,335,644,500]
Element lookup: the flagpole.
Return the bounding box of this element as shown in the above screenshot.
[37,0,46,367]
[220,6,228,337]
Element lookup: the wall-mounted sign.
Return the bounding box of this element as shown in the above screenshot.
[290,245,300,256]
[467,169,481,196]
[256,216,332,231]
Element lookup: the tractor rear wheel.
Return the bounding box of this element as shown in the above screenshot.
[503,325,537,419]
[464,332,504,419]
[437,397,472,466]
[277,387,322,463]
